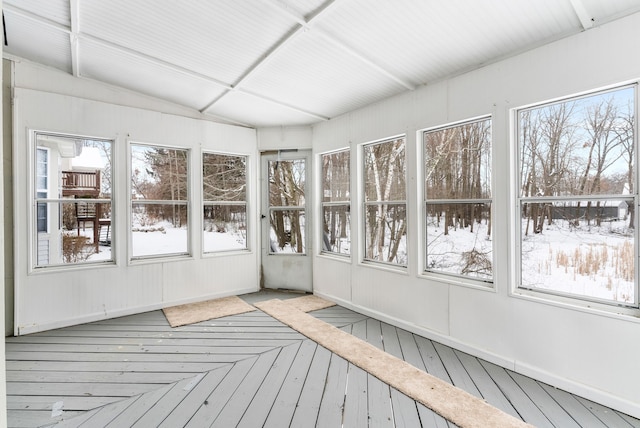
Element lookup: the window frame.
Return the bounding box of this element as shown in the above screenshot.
[36,147,49,234]
[360,135,408,268]
[320,148,351,258]
[31,132,115,270]
[420,116,494,286]
[513,84,639,311]
[129,142,191,261]
[201,150,249,255]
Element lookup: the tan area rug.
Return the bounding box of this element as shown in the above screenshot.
[282,294,336,312]
[163,295,256,327]
[255,299,532,428]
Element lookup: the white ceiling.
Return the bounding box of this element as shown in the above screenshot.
[4,0,640,128]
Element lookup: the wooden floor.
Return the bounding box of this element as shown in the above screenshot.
[5,290,640,428]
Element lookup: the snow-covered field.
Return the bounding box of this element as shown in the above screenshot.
[521,219,634,303]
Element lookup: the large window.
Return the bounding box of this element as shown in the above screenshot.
[363,137,407,266]
[423,118,493,281]
[131,144,189,258]
[202,152,247,253]
[33,134,113,267]
[321,149,350,256]
[517,85,636,306]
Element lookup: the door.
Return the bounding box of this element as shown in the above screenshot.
[261,151,312,292]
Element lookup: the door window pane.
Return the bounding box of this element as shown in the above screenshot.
[268,159,305,254]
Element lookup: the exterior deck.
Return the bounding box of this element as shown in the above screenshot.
[6,291,639,428]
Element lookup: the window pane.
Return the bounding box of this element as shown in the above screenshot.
[131,145,188,200]
[131,144,189,259]
[364,203,406,265]
[424,119,491,200]
[34,135,113,268]
[203,153,246,201]
[36,201,113,267]
[322,151,350,202]
[426,202,492,279]
[520,200,634,304]
[519,87,634,198]
[322,205,350,255]
[269,160,305,207]
[364,139,406,202]
[203,205,247,252]
[132,203,188,257]
[269,209,305,254]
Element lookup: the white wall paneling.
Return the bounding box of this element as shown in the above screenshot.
[12,73,259,335]
[311,11,640,418]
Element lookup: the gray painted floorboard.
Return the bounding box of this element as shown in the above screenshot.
[5,290,639,427]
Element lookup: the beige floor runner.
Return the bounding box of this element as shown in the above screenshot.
[255,299,532,428]
[163,295,256,327]
[281,294,337,312]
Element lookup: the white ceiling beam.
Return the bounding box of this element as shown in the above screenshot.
[569,0,595,30]
[69,0,80,77]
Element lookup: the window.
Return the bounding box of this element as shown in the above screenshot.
[517,85,636,306]
[321,149,351,256]
[33,134,113,267]
[268,158,306,254]
[202,152,247,253]
[36,147,49,233]
[423,118,493,281]
[362,137,407,266]
[131,144,189,258]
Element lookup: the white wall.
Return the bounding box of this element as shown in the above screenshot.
[12,62,260,335]
[312,12,640,418]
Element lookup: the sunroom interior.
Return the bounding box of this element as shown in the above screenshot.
[3,0,640,426]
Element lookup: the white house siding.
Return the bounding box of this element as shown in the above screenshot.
[311,12,640,419]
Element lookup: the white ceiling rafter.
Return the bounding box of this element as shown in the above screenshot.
[69,0,80,76]
[569,0,595,29]
[265,0,416,91]
[199,0,342,121]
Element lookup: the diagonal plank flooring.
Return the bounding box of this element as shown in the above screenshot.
[5,291,640,427]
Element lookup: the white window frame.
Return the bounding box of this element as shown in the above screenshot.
[420,116,494,286]
[360,135,408,268]
[31,132,115,270]
[201,151,249,254]
[513,84,639,312]
[320,148,351,258]
[129,142,191,261]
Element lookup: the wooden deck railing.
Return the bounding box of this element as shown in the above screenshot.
[62,170,101,197]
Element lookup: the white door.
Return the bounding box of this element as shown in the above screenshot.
[261,151,312,292]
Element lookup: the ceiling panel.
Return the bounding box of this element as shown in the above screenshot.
[80,0,298,85]
[207,90,323,127]
[275,0,334,19]
[3,11,72,74]
[4,0,70,27]
[240,30,407,119]
[80,39,228,115]
[313,0,581,86]
[580,0,640,23]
